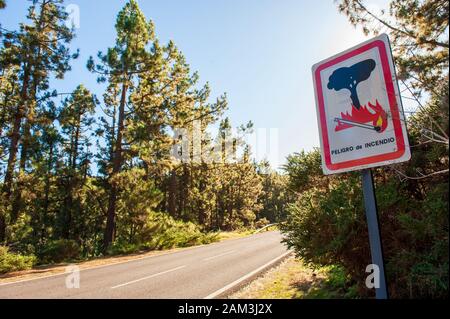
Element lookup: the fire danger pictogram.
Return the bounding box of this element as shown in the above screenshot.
[327,59,388,133]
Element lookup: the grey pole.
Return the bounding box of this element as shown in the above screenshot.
[361,169,388,299]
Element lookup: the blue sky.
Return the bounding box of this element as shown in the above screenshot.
[0,0,392,169]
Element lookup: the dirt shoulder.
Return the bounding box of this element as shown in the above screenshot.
[229,256,349,299]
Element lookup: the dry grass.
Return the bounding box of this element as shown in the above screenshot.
[217,230,254,241]
[229,256,328,299]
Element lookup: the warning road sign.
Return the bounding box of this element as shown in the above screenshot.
[312,34,411,175]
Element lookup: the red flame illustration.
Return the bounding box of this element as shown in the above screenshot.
[335,100,388,133]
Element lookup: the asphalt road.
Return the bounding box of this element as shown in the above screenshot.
[0,231,289,299]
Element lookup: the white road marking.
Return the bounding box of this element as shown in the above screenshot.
[202,250,236,261]
[204,251,292,299]
[110,265,187,289]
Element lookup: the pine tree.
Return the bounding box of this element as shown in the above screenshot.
[32,111,61,246]
[0,67,20,167]
[88,0,155,251]
[257,160,292,223]
[337,0,448,95]
[57,85,96,239]
[90,0,228,251]
[0,0,77,241]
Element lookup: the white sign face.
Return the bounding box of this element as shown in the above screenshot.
[312,34,411,175]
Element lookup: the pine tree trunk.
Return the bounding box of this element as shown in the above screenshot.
[42,139,54,240]
[0,67,30,242]
[2,68,30,196]
[62,116,81,239]
[11,4,45,223]
[0,214,5,244]
[10,120,32,222]
[72,119,80,169]
[168,169,177,217]
[103,82,127,251]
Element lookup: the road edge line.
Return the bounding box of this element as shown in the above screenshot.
[204,251,292,299]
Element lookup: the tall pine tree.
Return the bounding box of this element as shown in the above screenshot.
[88,0,155,250]
[0,0,77,242]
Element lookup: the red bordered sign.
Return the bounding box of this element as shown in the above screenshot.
[312,34,410,175]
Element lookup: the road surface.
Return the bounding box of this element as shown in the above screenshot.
[0,231,289,299]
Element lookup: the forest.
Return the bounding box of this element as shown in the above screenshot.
[0,0,448,299]
[0,0,290,268]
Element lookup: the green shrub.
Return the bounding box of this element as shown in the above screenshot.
[38,239,80,264]
[141,214,219,250]
[281,148,449,298]
[280,175,370,293]
[304,265,358,299]
[0,246,36,274]
[107,242,141,255]
[108,211,219,255]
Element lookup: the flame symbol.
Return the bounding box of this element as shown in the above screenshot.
[335,100,388,133]
[376,116,383,127]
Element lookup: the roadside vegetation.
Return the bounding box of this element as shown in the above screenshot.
[281,0,448,299]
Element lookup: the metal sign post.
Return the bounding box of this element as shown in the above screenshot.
[361,169,388,299]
